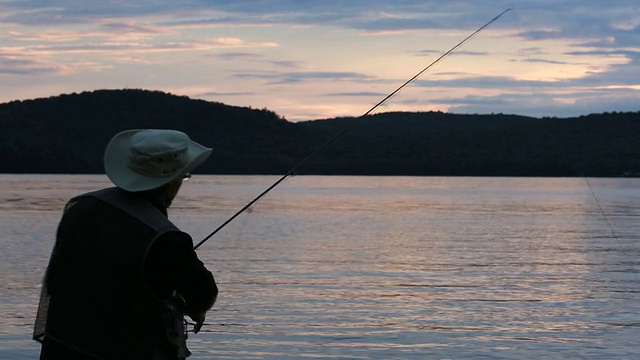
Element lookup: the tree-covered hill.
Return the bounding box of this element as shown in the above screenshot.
[0,89,318,174]
[1,89,639,176]
[298,112,640,176]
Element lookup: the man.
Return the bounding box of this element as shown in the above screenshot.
[34,129,218,359]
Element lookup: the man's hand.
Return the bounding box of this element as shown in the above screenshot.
[187,311,206,334]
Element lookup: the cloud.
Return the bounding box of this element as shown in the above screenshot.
[2,2,637,46]
[442,90,640,118]
[1,37,277,60]
[197,91,255,97]
[98,21,169,40]
[414,76,554,89]
[214,52,261,61]
[324,91,389,97]
[233,70,376,85]
[517,58,572,65]
[0,56,70,75]
[212,52,302,68]
[0,0,211,25]
[411,49,489,57]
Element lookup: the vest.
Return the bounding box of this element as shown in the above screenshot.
[34,187,190,359]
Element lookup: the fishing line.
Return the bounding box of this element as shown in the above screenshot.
[585,177,640,289]
[585,177,635,262]
[193,8,511,250]
[584,177,621,244]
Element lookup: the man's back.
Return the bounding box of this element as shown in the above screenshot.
[40,191,182,359]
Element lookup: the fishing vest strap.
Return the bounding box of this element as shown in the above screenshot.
[82,187,179,235]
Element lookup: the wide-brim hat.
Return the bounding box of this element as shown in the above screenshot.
[104,129,212,192]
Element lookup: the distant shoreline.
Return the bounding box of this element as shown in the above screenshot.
[2,90,639,177]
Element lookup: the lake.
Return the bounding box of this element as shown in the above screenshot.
[1,175,639,359]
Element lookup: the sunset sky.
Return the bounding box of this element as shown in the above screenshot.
[1,1,639,121]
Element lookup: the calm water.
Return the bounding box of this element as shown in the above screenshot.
[1,175,639,359]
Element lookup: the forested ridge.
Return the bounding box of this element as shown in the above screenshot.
[1,89,639,177]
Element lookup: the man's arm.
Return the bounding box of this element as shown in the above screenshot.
[145,232,218,330]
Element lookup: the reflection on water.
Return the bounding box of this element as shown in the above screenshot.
[1,175,639,359]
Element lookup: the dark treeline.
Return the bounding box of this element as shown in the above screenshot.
[1,89,639,177]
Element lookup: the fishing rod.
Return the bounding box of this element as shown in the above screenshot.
[193,8,511,250]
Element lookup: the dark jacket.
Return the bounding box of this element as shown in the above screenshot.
[35,187,218,359]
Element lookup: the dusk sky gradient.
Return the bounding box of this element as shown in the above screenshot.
[1,1,639,121]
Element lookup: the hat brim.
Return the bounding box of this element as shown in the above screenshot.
[104,129,212,192]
